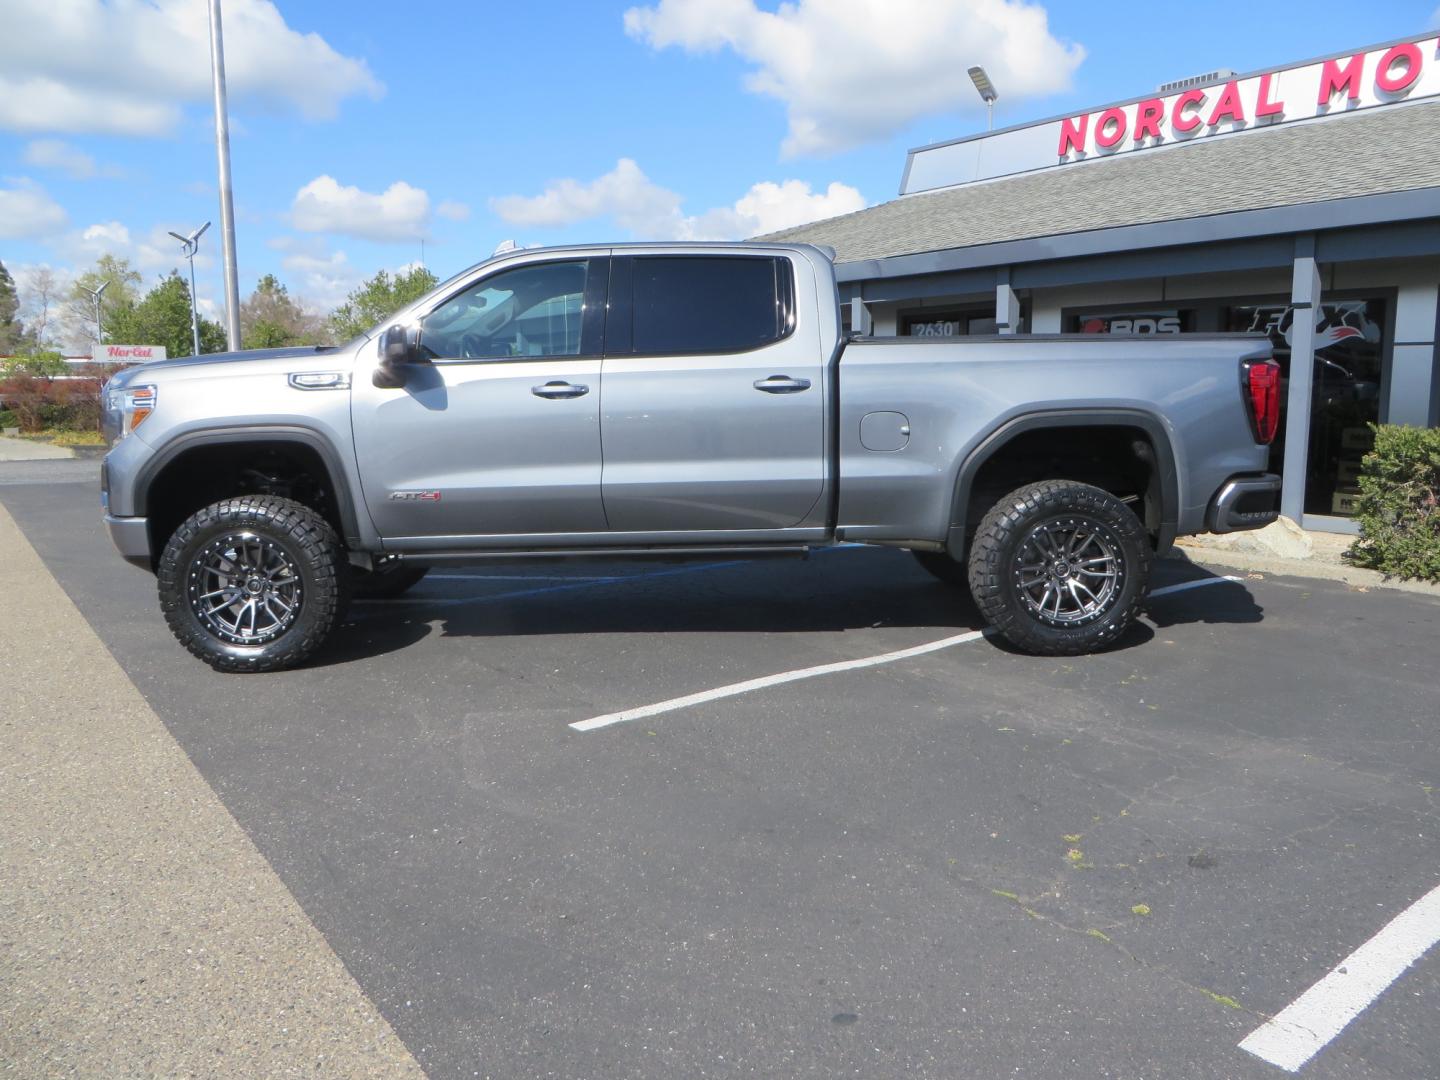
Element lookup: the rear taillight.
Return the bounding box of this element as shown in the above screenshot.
[1244,359,1281,444]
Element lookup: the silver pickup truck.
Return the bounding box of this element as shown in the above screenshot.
[99,242,1282,671]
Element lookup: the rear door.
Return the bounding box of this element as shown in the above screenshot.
[599,253,825,533]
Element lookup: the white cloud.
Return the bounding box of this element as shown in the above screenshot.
[292,175,432,242]
[436,200,471,222]
[624,0,1084,156]
[0,0,382,136]
[0,180,69,239]
[491,158,865,240]
[52,220,216,279]
[270,235,360,309]
[22,139,122,179]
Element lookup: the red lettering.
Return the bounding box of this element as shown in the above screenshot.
[1057,114,1088,156]
[1171,89,1205,133]
[1207,81,1246,126]
[1094,107,1127,149]
[1133,98,1164,142]
[1255,72,1285,119]
[1317,53,1365,104]
[1376,43,1422,94]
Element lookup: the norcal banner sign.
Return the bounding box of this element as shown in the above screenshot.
[93,345,167,363]
[902,34,1440,195]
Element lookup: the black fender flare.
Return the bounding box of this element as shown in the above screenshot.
[944,408,1179,558]
[133,425,366,548]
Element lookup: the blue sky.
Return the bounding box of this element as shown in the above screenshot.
[2,0,1437,342]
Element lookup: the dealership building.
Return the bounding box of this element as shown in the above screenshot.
[766,32,1440,533]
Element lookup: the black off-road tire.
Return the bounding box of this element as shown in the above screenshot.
[351,560,429,599]
[967,480,1150,656]
[912,549,969,587]
[157,495,348,673]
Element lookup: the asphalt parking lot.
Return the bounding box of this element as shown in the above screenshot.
[4,458,1440,1079]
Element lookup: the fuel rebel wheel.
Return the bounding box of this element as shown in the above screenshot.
[157,496,347,673]
[967,480,1150,656]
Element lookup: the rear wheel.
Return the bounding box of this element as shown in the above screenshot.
[967,480,1150,656]
[157,495,347,673]
[351,558,429,599]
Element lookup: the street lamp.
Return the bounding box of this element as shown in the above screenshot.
[83,280,110,349]
[968,65,999,131]
[208,0,242,350]
[169,222,211,356]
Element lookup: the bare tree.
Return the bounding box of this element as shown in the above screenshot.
[19,266,62,347]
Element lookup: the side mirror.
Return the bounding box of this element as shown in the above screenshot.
[374,324,419,389]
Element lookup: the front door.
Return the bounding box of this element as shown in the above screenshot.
[352,256,609,543]
[599,254,826,533]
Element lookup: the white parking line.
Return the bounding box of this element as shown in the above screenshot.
[570,574,1245,732]
[1239,880,1440,1072]
[570,629,993,731]
[425,573,619,581]
[1148,575,1245,598]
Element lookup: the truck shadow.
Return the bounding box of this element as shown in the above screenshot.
[312,551,1263,668]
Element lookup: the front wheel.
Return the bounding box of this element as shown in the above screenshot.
[157,495,348,673]
[967,480,1150,656]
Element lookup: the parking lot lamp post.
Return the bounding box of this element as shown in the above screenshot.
[208,0,242,350]
[84,280,110,349]
[968,66,999,130]
[169,222,211,357]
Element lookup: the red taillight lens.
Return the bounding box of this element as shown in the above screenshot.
[1245,360,1281,444]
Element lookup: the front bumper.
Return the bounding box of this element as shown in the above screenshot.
[105,514,152,569]
[1206,473,1282,534]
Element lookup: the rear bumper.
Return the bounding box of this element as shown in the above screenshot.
[104,514,152,570]
[1206,473,1282,534]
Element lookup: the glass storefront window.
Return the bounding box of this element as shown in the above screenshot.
[1227,299,1387,517]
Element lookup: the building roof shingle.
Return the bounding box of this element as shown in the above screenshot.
[760,102,1440,263]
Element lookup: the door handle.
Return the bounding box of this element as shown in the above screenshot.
[531,380,589,399]
[753,375,812,394]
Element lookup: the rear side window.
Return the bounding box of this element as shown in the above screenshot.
[630,256,793,355]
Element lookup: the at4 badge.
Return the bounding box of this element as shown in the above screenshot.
[389,490,442,502]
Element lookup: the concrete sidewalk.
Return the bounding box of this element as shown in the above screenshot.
[0,503,425,1078]
[0,435,75,461]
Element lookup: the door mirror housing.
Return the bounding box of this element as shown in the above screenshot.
[374,324,420,388]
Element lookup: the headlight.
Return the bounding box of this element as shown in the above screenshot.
[103,383,157,444]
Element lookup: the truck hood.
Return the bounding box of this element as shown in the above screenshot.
[106,344,345,388]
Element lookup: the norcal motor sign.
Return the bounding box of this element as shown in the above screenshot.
[901,33,1440,195]
[1056,37,1440,160]
[93,345,167,363]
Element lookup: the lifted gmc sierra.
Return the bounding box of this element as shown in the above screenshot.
[100,242,1282,671]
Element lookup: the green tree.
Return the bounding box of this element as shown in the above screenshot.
[1,350,68,378]
[106,273,227,358]
[241,273,324,348]
[65,254,142,351]
[0,260,28,355]
[329,265,438,341]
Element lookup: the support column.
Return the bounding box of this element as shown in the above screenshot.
[996,282,1020,334]
[849,294,873,336]
[1386,281,1439,428]
[1280,249,1321,522]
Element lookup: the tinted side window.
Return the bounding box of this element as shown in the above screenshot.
[631,256,789,355]
[420,260,589,360]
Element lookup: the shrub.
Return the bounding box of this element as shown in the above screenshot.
[0,408,16,429]
[1347,424,1440,582]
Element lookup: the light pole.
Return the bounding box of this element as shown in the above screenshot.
[208,0,242,350]
[169,222,211,356]
[968,66,999,131]
[83,280,110,350]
